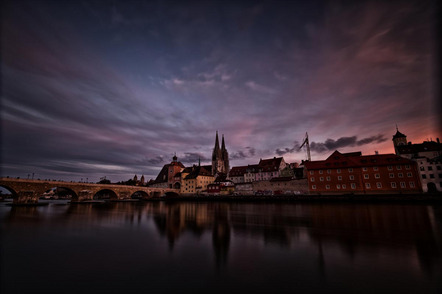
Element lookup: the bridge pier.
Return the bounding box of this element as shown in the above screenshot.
[77,190,94,202]
[14,191,39,204]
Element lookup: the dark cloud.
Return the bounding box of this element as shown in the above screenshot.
[231,147,257,159]
[276,135,389,155]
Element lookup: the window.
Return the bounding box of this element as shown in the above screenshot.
[326,176,331,181]
[342,184,346,189]
[398,173,403,178]
[422,174,427,179]
[420,166,425,171]
[391,182,397,188]
[337,169,341,173]
[348,168,353,172]
[439,174,442,178]
[407,172,412,177]
[389,173,394,178]
[365,183,371,189]
[428,166,433,171]
[312,185,316,189]
[410,182,415,188]
[376,182,382,188]
[309,171,314,175]
[326,185,330,189]
[388,165,393,171]
[437,166,441,170]
[363,167,368,171]
[327,169,331,174]
[349,175,354,180]
[373,167,378,171]
[430,174,435,179]
[319,170,323,174]
[405,165,410,170]
[336,184,341,189]
[320,177,324,182]
[400,182,406,188]
[375,173,380,179]
[310,177,315,182]
[364,174,369,179]
[338,176,342,180]
[397,165,402,170]
[351,183,356,189]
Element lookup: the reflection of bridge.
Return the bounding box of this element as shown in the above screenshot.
[0,178,180,204]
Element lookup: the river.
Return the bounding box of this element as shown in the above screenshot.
[1,200,441,293]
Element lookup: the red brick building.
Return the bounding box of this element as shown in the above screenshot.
[304,150,422,194]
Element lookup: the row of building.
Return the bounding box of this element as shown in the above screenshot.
[147,129,442,195]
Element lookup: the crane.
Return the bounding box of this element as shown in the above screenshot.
[299,132,311,161]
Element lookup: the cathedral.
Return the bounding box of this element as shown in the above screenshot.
[212,131,230,176]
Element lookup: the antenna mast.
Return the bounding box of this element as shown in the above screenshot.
[299,132,311,161]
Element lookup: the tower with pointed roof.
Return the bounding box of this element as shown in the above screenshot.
[392,126,407,155]
[212,131,230,175]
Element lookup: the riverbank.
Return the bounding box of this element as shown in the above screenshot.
[149,193,442,203]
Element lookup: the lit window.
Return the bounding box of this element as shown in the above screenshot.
[391,182,397,188]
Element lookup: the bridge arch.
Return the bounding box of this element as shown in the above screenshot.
[0,185,17,198]
[131,191,149,199]
[94,189,118,200]
[42,186,77,200]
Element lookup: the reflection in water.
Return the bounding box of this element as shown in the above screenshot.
[1,201,441,293]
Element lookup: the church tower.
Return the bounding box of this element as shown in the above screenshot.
[392,126,407,155]
[212,131,229,175]
[221,134,230,175]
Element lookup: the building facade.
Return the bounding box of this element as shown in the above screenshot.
[305,150,422,194]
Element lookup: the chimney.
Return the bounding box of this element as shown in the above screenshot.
[375,151,379,155]
[437,138,440,144]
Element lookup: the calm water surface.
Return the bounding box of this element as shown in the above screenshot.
[1,200,441,293]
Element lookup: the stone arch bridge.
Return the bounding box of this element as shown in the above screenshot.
[0,178,180,204]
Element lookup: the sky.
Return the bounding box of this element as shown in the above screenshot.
[1,0,440,183]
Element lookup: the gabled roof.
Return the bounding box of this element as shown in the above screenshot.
[305,150,415,169]
[229,166,249,176]
[184,165,213,179]
[259,157,283,170]
[154,164,170,183]
[392,130,407,139]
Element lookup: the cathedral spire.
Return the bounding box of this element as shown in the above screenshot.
[221,134,226,151]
